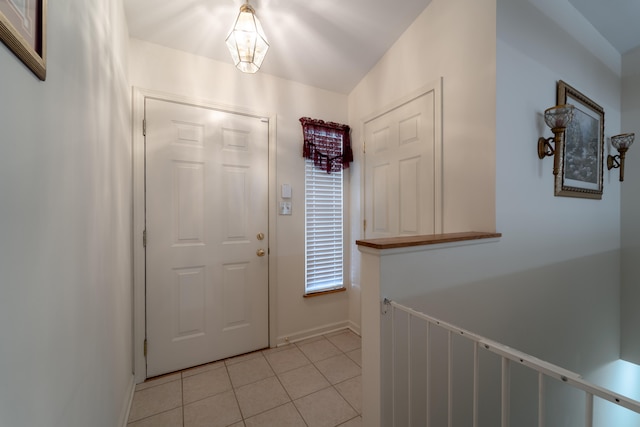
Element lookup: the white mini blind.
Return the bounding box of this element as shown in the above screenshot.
[305,159,343,294]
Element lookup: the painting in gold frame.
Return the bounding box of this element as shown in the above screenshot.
[555,81,604,199]
[0,0,46,80]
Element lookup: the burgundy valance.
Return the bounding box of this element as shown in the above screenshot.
[300,117,353,173]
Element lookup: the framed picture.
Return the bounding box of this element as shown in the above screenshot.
[0,0,47,80]
[555,81,604,199]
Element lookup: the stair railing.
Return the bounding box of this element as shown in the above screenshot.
[383,298,640,427]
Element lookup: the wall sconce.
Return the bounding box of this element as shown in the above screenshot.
[607,133,634,182]
[538,104,575,175]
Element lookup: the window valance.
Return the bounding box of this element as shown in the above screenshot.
[300,117,353,173]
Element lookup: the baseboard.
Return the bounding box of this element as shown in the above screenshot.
[347,320,361,336]
[276,320,353,346]
[119,374,136,427]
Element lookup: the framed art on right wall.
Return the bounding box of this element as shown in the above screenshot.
[555,80,604,199]
[0,0,47,80]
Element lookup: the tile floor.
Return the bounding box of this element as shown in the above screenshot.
[127,329,362,427]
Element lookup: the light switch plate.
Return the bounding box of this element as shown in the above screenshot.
[280,201,292,215]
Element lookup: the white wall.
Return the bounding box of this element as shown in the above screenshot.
[347,0,498,339]
[354,0,623,421]
[355,1,625,423]
[0,1,133,426]
[497,0,621,262]
[396,0,623,371]
[620,47,640,364]
[128,39,351,347]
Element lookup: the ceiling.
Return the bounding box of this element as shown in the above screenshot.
[568,0,640,55]
[124,0,640,94]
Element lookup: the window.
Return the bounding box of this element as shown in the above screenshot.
[300,117,352,295]
[305,157,344,294]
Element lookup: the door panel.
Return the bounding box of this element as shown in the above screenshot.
[364,89,440,238]
[145,98,269,377]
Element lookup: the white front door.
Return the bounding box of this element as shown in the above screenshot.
[364,85,442,238]
[145,98,269,377]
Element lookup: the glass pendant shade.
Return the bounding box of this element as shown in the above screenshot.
[611,133,635,150]
[225,2,269,74]
[544,104,574,130]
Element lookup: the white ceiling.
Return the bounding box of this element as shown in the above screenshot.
[124,0,433,94]
[124,0,640,94]
[569,0,640,55]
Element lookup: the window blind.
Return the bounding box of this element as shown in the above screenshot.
[305,159,344,294]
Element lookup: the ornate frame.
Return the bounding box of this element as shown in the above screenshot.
[0,0,47,80]
[555,81,604,199]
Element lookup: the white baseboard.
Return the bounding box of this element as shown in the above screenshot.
[276,320,361,346]
[119,375,135,427]
[347,320,361,336]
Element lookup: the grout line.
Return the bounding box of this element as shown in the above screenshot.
[291,399,311,427]
[180,371,184,427]
[334,379,362,417]
[227,362,246,422]
[126,406,182,426]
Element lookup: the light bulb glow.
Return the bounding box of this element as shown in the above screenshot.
[225,3,269,74]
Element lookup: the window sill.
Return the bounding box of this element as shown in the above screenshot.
[303,287,346,298]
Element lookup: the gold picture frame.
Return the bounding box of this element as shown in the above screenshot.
[555,81,604,199]
[0,0,47,80]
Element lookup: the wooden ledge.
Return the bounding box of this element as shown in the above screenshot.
[355,231,501,250]
[303,287,346,298]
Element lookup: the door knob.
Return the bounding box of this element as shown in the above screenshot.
[257,249,266,257]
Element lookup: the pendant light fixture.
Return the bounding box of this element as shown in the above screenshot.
[225,0,269,74]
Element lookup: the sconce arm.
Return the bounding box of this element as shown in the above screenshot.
[537,136,555,159]
[607,154,621,170]
[608,148,629,182]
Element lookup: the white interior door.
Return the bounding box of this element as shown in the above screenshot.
[145,98,269,377]
[364,85,442,238]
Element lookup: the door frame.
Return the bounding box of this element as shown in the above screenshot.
[132,87,278,383]
[360,78,444,238]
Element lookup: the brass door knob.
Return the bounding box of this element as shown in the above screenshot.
[257,249,266,257]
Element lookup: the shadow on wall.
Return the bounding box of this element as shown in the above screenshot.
[397,250,621,374]
[383,251,624,426]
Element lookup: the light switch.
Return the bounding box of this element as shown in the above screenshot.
[280,201,292,215]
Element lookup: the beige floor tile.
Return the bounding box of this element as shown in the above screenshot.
[128,379,182,423]
[325,330,361,353]
[314,354,361,385]
[127,407,183,427]
[294,335,325,346]
[264,346,310,374]
[182,360,225,378]
[135,373,182,392]
[235,376,291,419]
[294,387,357,427]
[183,365,232,404]
[278,364,331,400]
[227,355,275,388]
[183,390,242,427]
[262,344,294,356]
[297,337,342,363]
[244,402,307,427]
[346,348,361,367]
[227,423,245,427]
[334,376,362,414]
[225,350,264,366]
[338,416,362,426]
